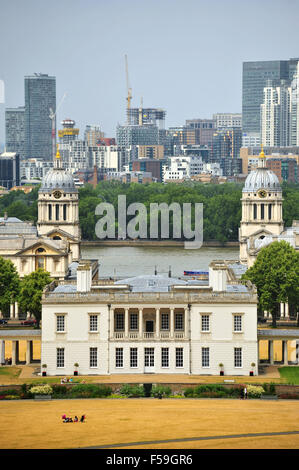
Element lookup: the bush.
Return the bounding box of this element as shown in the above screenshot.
[119,384,145,397]
[193,384,226,397]
[247,385,265,398]
[29,384,53,395]
[183,388,194,397]
[52,385,68,396]
[278,393,299,400]
[151,385,172,398]
[0,388,19,396]
[70,384,112,398]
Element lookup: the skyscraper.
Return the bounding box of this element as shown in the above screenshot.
[242,59,298,138]
[5,107,25,158]
[24,73,56,161]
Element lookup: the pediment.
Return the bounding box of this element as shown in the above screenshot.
[249,228,275,239]
[45,228,77,241]
[15,240,67,256]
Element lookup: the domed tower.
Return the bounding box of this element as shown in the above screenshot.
[37,146,81,260]
[239,146,284,265]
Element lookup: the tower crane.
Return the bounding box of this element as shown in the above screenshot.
[49,92,67,161]
[125,54,132,125]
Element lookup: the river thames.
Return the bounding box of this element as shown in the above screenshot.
[81,245,239,278]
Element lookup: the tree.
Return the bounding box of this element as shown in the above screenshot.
[18,269,52,328]
[242,241,299,327]
[0,257,20,316]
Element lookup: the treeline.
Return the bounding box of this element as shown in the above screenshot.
[0,181,299,243]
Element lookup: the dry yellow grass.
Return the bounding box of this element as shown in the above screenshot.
[0,398,299,449]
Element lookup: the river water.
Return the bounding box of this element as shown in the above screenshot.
[81,245,240,278]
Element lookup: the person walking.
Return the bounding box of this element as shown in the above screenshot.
[244,386,248,399]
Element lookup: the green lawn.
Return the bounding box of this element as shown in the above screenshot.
[278,367,299,384]
[0,367,21,378]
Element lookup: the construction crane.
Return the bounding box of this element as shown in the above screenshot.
[49,93,67,161]
[125,54,132,125]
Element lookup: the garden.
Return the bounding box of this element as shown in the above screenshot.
[0,382,295,400]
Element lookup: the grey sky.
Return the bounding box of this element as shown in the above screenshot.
[1,0,299,143]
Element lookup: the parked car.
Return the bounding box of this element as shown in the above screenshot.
[0,319,8,325]
[21,319,37,326]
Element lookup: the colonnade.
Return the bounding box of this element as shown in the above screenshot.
[0,339,35,366]
[0,303,31,321]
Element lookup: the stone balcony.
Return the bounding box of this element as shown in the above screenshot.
[112,330,187,341]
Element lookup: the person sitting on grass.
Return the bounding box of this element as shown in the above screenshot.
[74,416,78,422]
[80,415,85,423]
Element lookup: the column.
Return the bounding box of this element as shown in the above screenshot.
[110,308,114,339]
[285,303,289,320]
[10,304,14,320]
[156,308,160,339]
[125,308,129,337]
[170,308,174,338]
[15,302,19,321]
[283,340,288,365]
[26,340,32,365]
[280,303,284,319]
[269,340,274,365]
[11,341,17,366]
[184,308,189,338]
[0,340,5,365]
[257,340,260,365]
[139,308,143,338]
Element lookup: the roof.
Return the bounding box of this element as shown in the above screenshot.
[39,168,77,192]
[243,167,281,192]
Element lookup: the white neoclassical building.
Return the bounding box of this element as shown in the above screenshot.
[239,146,299,267]
[0,147,81,280]
[41,259,258,376]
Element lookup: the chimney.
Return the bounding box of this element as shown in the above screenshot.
[209,261,227,292]
[77,260,92,293]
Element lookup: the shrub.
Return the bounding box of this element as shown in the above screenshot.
[52,385,68,396]
[193,384,226,397]
[151,385,172,398]
[70,384,112,398]
[247,385,265,398]
[183,388,194,397]
[0,388,18,396]
[29,385,53,395]
[200,391,227,398]
[278,393,299,400]
[119,384,145,397]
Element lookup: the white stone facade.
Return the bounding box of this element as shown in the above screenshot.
[41,261,258,376]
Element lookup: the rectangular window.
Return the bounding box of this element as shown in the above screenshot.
[90,347,98,368]
[56,348,64,368]
[130,313,138,331]
[116,313,124,331]
[234,347,242,368]
[161,313,169,330]
[176,348,183,368]
[202,347,210,368]
[56,315,65,332]
[234,315,242,332]
[130,348,138,368]
[115,348,123,368]
[201,315,210,332]
[175,313,183,330]
[161,347,169,368]
[89,315,98,332]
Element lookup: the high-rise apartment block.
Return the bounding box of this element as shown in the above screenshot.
[24,73,56,161]
[84,125,105,147]
[116,124,159,147]
[260,79,292,147]
[5,107,25,158]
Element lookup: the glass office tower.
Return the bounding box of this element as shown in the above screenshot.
[5,106,25,158]
[242,60,290,136]
[24,73,56,161]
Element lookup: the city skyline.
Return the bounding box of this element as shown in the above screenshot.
[1,0,299,145]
